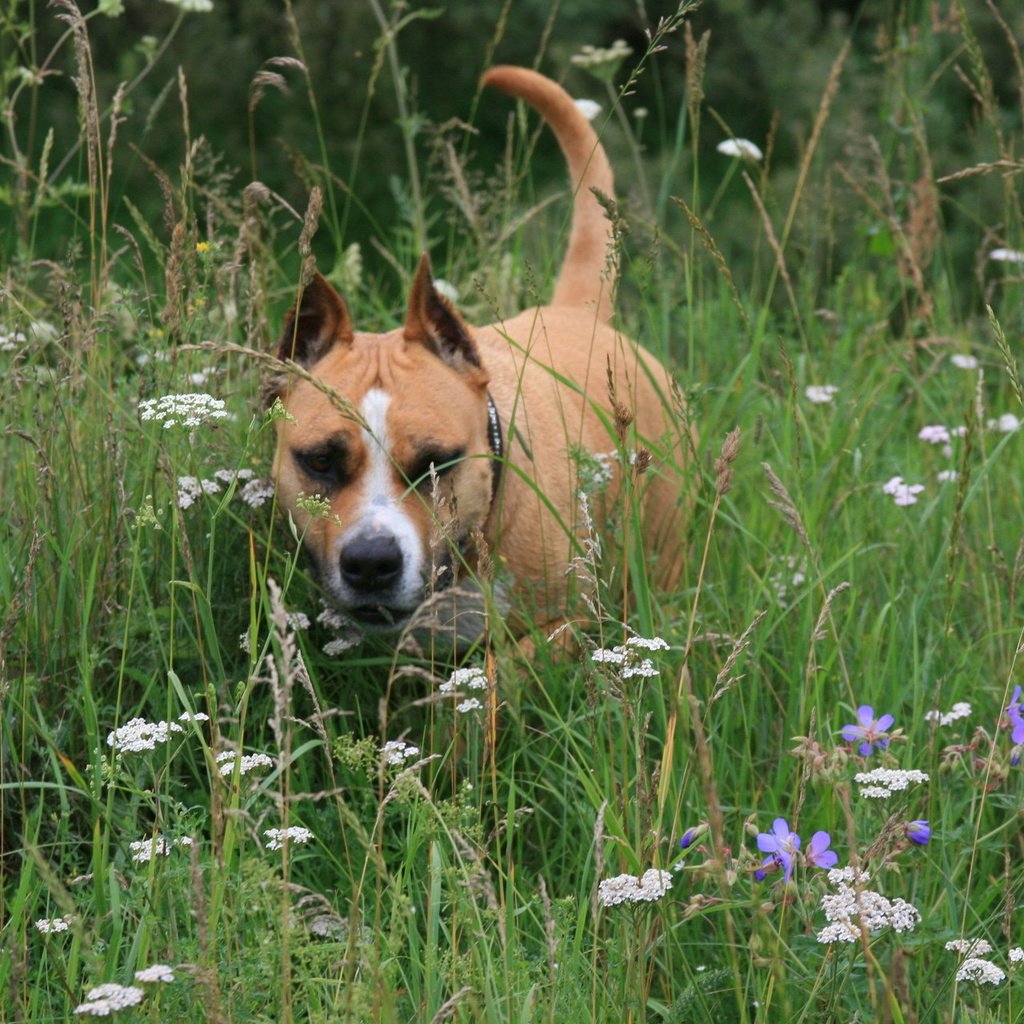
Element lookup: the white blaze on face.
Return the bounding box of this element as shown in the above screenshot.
[334,387,425,606]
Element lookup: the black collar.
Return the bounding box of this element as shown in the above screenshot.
[486,392,503,502]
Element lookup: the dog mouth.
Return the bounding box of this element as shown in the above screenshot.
[345,604,413,631]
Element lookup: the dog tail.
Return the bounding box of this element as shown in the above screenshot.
[483,66,615,322]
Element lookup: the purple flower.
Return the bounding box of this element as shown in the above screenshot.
[805,831,838,870]
[906,820,931,846]
[678,824,707,850]
[840,705,895,756]
[1006,687,1024,744]
[756,818,801,881]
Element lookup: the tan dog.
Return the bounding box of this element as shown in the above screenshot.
[268,66,686,641]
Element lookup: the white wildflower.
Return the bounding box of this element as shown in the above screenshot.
[858,785,894,799]
[0,329,27,352]
[264,826,314,850]
[380,740,421,766]
[134,964,175,984]
[988,413,1021,433]
[625,635,670,652]
[107,718,184,753]
[216,750,274,776]
[950,353,979,370]
[35,916,73,934]
[936,469,958,483]
[1010,947,1024,963]
[597,868,672,907]
[853,767,929,798]
[441,666,488,694]
[74,984,145,1016]
[138,392,228,429]
[804,384,838,404]
[956,957,1005,985]
[323,636,360,656]
[827,866,871,886]
[816,869,921,944]
[989,247,1024,264]
[925,702,970,726]
[178,711,209,723]
[918,425,950,444]
[455,698,484,714]
[574,99,602,121]
[621,657,659,679]
[570,39,633,77]
[882,476,925,506]
[591,647,626,665]
[946,938,993,957]
[129,836,171,864]
[717,138,763,162]
[239,477,275,508]
[161,0,213,11]
[635,868,673,901]
[213,467,255,484]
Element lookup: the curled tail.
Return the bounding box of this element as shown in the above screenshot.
[482,65,615,322]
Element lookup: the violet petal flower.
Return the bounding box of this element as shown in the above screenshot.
[679,824,707,850]
[906,820,931,846]
[805,830,839,869]
[1006,686,1024,744]
[840,705,895,756]
[756,818,801,881]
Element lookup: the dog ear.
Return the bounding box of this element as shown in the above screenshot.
[403,254,482,370]
[277,272,353,367]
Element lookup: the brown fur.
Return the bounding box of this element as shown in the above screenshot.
[269,66,686,639]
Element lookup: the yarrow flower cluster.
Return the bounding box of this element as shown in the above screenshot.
[380,740,421,766]
[816,867,922,943]
[989,247,1024,264]
[944,939,1024,986]
[716,137,764,162]
[946,938,993,957]
[882,476,925,506]
[216,750,274,776]
[804,384,838,404]
[853,767,929,799]
[591,635,669,679]
[177,469,274,510]
[924,702,971,726]
[74,983,145,1016]
[950,353,979,369]
[573,99,602,122]
[138,392,228,429]
[134,964,175,984]
[570,39,633,81]
[264,826,314,851]
[957,958,1006,985]
[129,834,193,864]
[160,0,214,14]
[840,705,895,756]
[0,328,27,351]
[35,915,74,934]
[755,818,837,881]
[106,712,207,754]
[439,666,488,714]
[597,868,673,907]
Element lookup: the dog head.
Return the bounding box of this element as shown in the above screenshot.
[268,255,497,632]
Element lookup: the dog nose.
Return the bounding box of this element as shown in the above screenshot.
[340,532,403,591]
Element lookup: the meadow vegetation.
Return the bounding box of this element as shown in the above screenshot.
[2,0,1024,1020]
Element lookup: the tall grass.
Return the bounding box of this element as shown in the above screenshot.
[2,1,1024,1021]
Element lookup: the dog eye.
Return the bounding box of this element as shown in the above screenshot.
[407,448,464,488]
[297,450,339,480]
